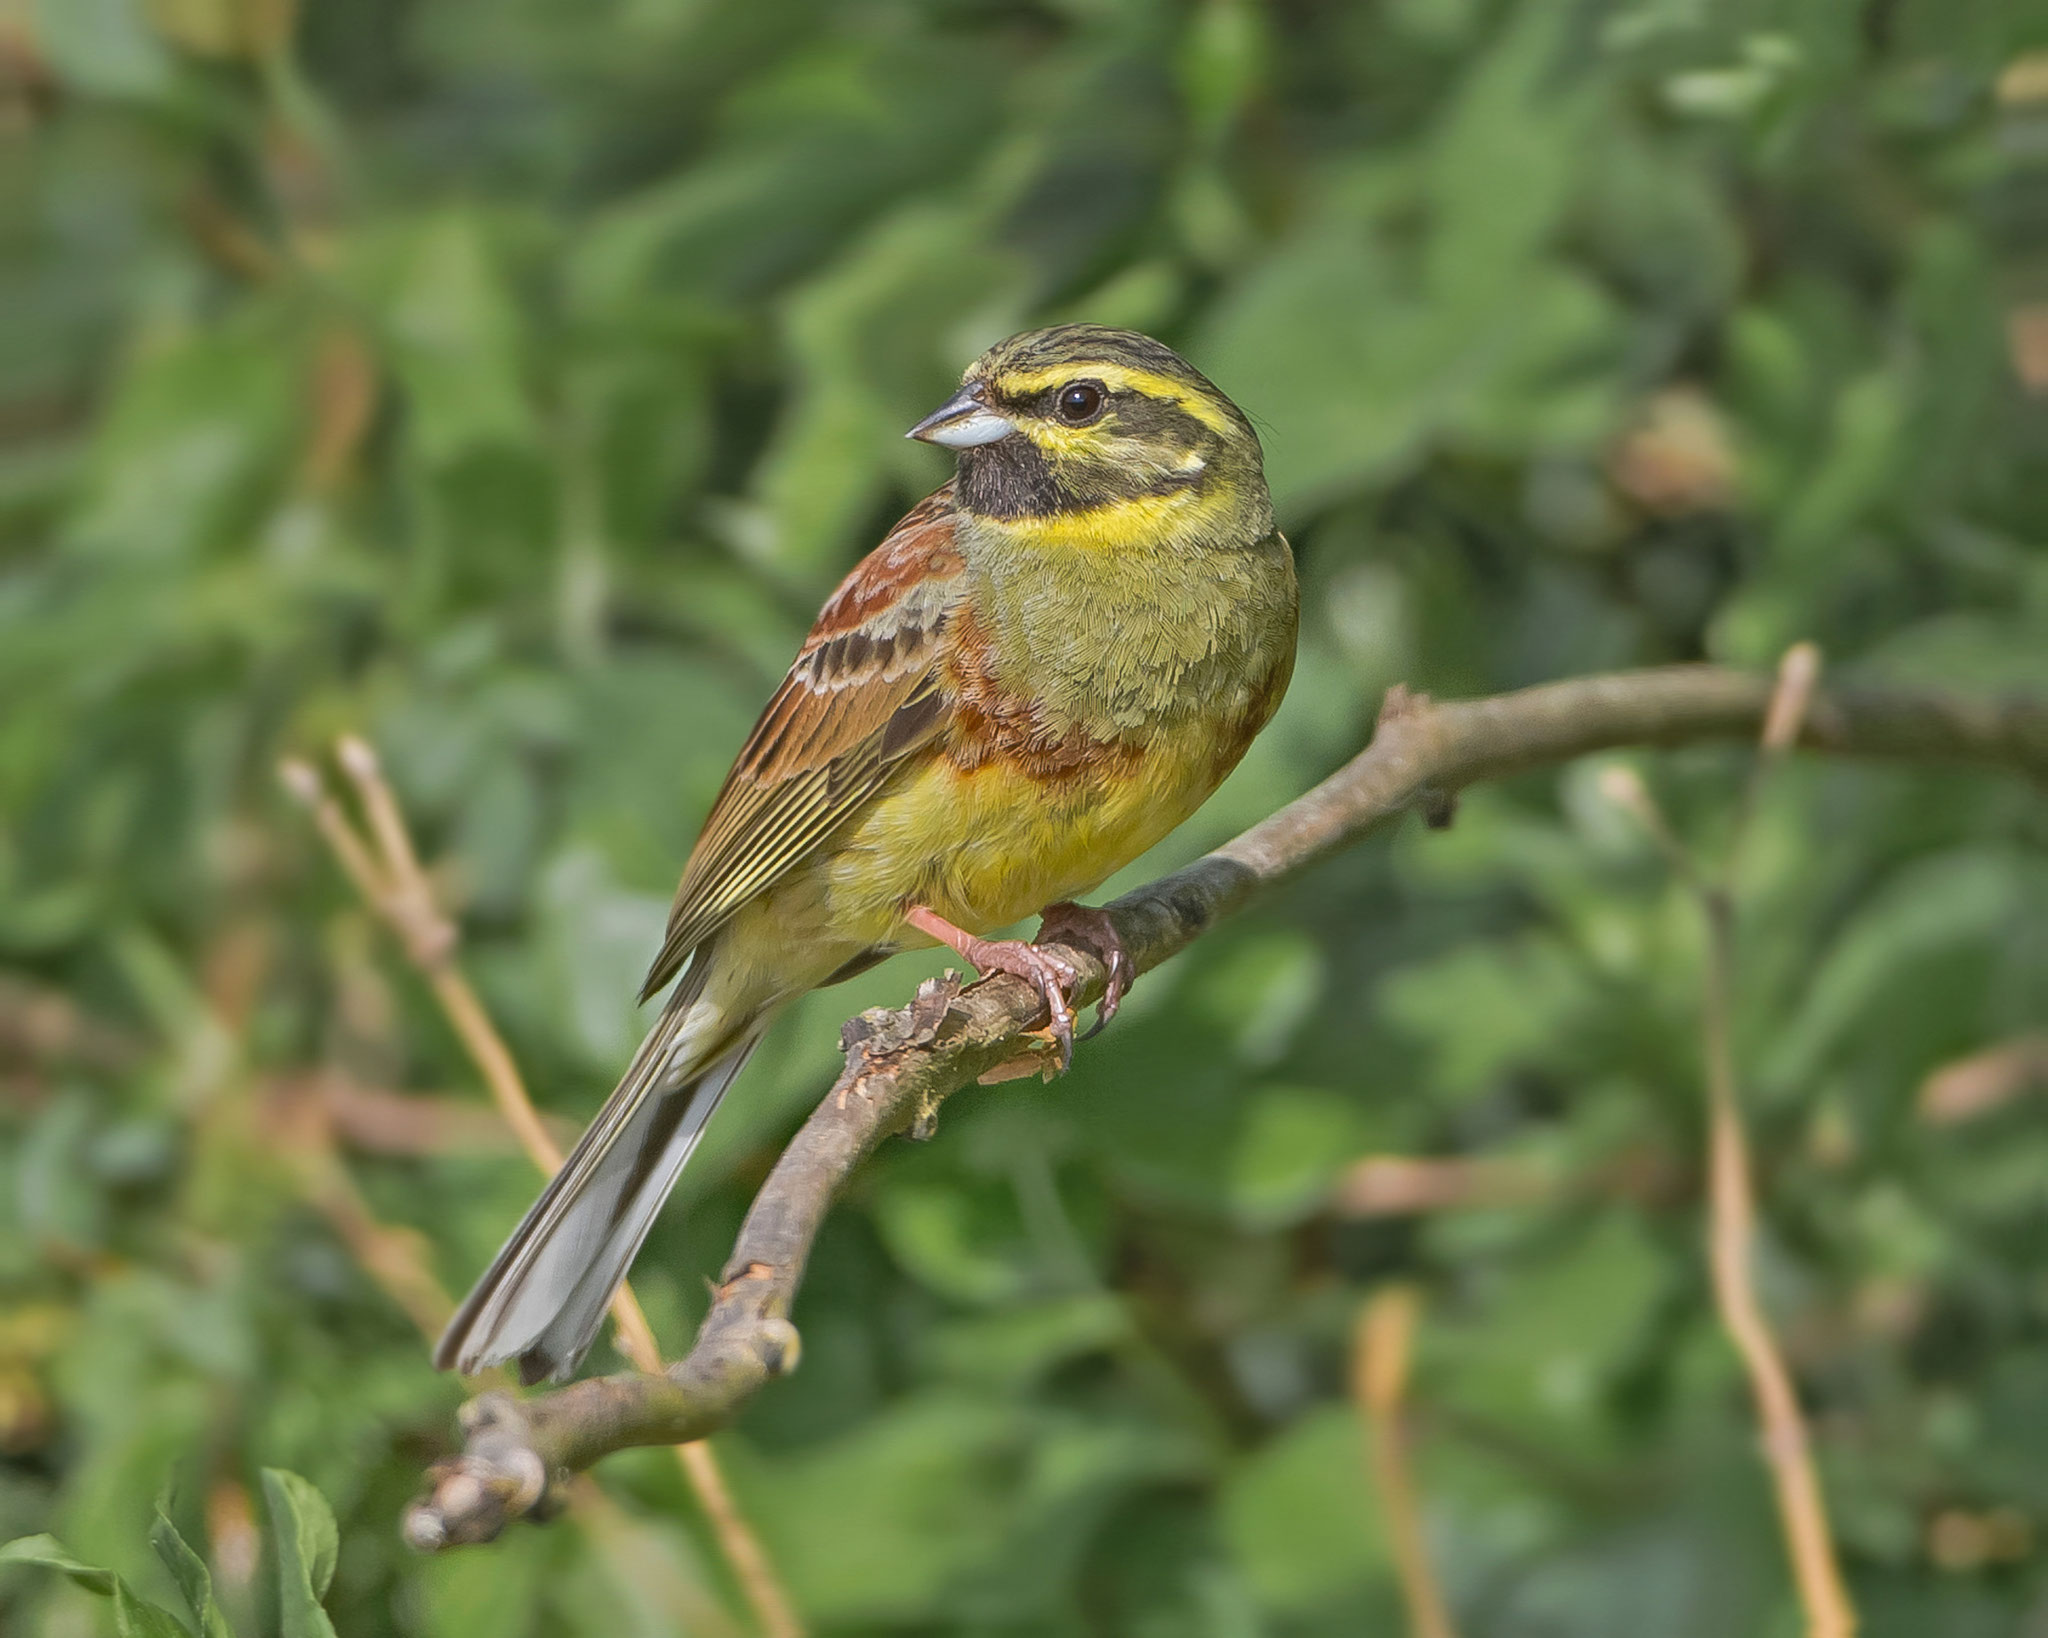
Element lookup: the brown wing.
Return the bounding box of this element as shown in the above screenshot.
[638,487,967,999]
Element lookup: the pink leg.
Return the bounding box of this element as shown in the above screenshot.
[905,905,1084,1069]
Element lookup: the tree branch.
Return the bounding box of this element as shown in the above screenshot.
[403,664,2048,1547]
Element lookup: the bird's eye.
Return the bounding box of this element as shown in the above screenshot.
[1055,381,1105,424]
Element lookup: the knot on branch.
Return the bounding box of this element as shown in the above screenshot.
[694,1255,805,1383]
[402,1393,552,1549]
[716,1302,802,1384]
[1375,683,1457,828]
[840,973,966,1060]
[754,1315,803,1377]
[841,973,974,1119]
[388,892,459,970]
[679,1313,805,1389]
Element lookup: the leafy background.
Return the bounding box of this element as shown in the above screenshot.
[3,0,2047,1633]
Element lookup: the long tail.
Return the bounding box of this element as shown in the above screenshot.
[434,964,766,1385]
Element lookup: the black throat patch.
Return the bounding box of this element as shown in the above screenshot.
[955,434,1068,520]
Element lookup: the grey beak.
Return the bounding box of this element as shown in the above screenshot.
[906,384,1016,448]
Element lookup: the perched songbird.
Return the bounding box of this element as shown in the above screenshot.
[436,325,1298,1383]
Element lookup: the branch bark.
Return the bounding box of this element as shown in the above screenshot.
[403,664,2048,1547]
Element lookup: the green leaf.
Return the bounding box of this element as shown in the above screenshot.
[930,1294,1131,1389]
[260,1470,339,1638]
[151,1510,233,1638]
[0,1535,194,1638]
[1427,1212,1666,1454]
[1,1534,123,1596]
[66,324,297,562]
[1177,0,1270,139]
[758,203,1022,577]
[1203,0,1623,510]
[737,1396,1029,1623]
[1764,850,2043,1093]
[418,1541,545,1638]
[1220,1407,1386,1610]
[356,213,537,467]
[1225,1085,1368,1228]
[113,1580,200,1638]
[31,0,176,101]
[1378,933,1596,1099]
[870,1178,1034,1306]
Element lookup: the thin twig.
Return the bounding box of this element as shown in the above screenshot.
[1352,1288,1458,1638]
[391,664,2048,1544]
[1916,1034,2048,1125]
[1610,645,1857,1638]
[1701,906,1855,1637]
[308,1074,546,1157]
[1331,1154,1553,1217]
[1331,1149,1682,1217]
[282,747,804,1638]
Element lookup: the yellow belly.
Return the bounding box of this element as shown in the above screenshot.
[823,732,1219,941]
[701,731,1224,1015]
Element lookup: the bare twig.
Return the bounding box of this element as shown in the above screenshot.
[1331,1154,1554,1217]
[1353,1288,1458,1638]
[281,746,804,1638]
[0,976,142,1076]
[313,1075,550,1157]
[1609,645,1858,1638]
[1332,1148,1684,1217]
[390,664,2048,1546]
[1916,1034,2048,1125]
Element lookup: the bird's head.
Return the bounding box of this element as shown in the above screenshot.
[908,325,1269,542]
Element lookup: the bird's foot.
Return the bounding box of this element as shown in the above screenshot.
[904,905,1083,1071]
[1034,901,1132,1041]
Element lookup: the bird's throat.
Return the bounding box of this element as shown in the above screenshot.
[954,509,1291,740]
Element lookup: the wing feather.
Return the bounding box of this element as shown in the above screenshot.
[638,489,965,999]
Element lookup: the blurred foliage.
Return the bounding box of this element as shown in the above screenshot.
[2,0,2047,1633]
[4,1466,338,1638]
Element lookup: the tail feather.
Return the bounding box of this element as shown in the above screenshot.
[435,970,764,1384]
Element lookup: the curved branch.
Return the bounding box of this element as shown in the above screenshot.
[405,665,2048,1546]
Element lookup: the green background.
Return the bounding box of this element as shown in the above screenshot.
[4,0,2048,1632]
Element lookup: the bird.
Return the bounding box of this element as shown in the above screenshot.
[435,324,1299,1384]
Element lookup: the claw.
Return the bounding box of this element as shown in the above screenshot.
[1034,901,1132,1041]
[966,938,1079,1069]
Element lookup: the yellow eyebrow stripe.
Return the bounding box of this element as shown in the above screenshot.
[985,363,1237,435]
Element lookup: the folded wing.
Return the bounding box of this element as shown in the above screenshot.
[639,486,967,999]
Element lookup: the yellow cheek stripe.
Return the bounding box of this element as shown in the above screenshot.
[984,363,1238,435]
[981,484,1233,552]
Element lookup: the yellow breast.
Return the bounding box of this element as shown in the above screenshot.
[818,726,1220,941]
